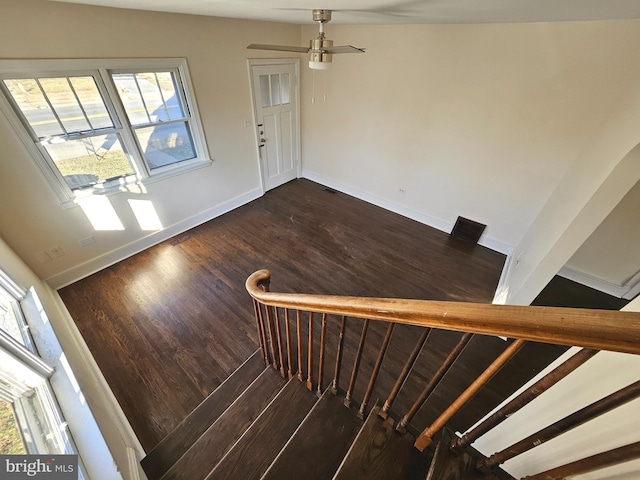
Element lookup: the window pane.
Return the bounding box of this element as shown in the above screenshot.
[270,74,281,106]
[0,295,26,347]
[0,401,26,454]
[112,71,186,126]
[135,122,196,169]
[42,134,134,189]
[39,78,91,133]
[280,73,290,104]
[259,75,270,107]
[3,79,65,138]
[111,73,149,125]
[139,72,185,121]
[69,77,113,130]
[4,77,114,137]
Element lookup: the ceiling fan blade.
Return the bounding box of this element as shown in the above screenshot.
[247,44,310,53]
[323,45,366,54]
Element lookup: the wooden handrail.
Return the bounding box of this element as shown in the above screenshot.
[247,269,640,478]
[246,270,640,355]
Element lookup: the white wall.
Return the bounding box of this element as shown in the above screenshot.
[496,134,640,306]
[471,296,640,479]
[299,20,640,256]
[0,236,134,479]
[561,179,640,299]
[0,0,301,288]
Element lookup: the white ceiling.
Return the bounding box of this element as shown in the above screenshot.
[52,0,640,25]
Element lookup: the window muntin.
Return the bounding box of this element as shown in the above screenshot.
[3,76,116,139]
[111,70,197,170]
[2,74,136,191]
[0,286,33,351]
[258,73,291,108]
[0,60,209,204]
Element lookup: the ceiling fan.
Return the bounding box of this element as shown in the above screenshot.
[247,9,365,70]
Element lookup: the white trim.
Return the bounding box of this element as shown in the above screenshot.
[301,169,514,256]
[46,187,263,289]
[622,270,640,300]
[558,266,624,298]
[0,329,54,378]
[47,290,146,479]
[493,253,515,305]
[0,268,26,299]
[126,447,143,480]
[558,265,640,300]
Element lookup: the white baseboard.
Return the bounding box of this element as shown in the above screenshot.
[301,170,513,256]
[46,187,263,289]
[492,253,514,305]
[624,276,640,300]
[127,447,145,480]
[558,266,626,298]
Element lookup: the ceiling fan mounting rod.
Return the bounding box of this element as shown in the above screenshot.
[313,9,331,39]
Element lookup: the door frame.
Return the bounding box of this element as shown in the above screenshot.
[247,58,301,193]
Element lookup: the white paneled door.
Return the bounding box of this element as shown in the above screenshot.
[250,61,299,191]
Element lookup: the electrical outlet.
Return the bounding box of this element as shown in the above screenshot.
[48,246,65,258]
[398,188,406,194]
[243,118,252,127]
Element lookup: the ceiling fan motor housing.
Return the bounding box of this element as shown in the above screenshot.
[309,38,333,67]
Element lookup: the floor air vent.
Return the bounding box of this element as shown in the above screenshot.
[450,216,486,244]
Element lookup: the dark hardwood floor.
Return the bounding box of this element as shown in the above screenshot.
[60,179,571,452]
[532,275,630,310]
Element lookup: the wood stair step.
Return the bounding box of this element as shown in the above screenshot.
[141,349,265,480]
[206,378,319,480]
[333,405,431,480]
[261,390,364,480]
[160,367,286,480]
[426,428,501,480]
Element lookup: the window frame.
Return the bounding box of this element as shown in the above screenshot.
[0,58,210,207]
[0,271,82,473]
[108,67,204,176]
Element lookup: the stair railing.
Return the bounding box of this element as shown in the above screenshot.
[246,269,640,479]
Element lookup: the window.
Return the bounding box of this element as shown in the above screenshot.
[111,71,197,171]
[0,272,84,477]
[0,59,209,205]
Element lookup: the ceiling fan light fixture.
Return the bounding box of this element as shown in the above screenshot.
[309,60,331,70]
[309,37,332,70]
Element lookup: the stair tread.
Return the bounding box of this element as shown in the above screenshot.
[161,367,286,480]
[262,390,364,480]
[427,428,501,480]
[334,406,431,480]
[206,378,318,480]
[141,350,265,480]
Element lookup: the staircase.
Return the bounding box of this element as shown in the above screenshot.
[140,270,640,480]
[141,349,502,480]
